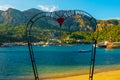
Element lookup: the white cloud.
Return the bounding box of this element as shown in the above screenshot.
[108,17,120,20]
[101,17,120,20]
[38,5,58,12]
[0,4,14,11]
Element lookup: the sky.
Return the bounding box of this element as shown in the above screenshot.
[0,0,120,20]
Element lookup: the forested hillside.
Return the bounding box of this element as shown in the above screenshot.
[0,19,120,43]
[0,8,120,43]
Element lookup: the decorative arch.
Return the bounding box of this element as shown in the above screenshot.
[26,10,96,34]
[26,10,97,80]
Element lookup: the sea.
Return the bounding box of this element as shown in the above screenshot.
[0,44,120,79]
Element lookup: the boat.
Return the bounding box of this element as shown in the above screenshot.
[97,41,120,49]
[106,42,120,49]
[77,50,92,53]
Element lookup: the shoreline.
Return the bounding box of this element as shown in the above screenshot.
[40,67,120,80]
[45,69,120,80]
[8,67,120,80]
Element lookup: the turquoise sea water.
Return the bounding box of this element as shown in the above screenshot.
[0,44,120,79]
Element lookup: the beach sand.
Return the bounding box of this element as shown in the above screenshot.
[44,70,120,80]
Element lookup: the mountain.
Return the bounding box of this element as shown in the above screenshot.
[0,8,120,42]
[0,8,42,25]
[0,10,4,23]
[97,19,120,31]
[0,8,120,31]
[1,8,27,25]
[23,8,42,21]
[0,8,97,31]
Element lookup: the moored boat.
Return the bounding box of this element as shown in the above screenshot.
[77,50,92,53]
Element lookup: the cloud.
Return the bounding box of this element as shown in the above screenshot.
[108,17,120,20]
[102,17,120,20]
[38,5,58,12]
[0,4,14,11]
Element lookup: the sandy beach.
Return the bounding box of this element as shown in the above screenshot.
[43,70,120,80]
[8,69,120,80]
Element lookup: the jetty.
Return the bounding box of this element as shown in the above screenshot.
[97,41,120,49]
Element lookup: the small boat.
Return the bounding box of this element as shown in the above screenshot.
[77,50,92,53]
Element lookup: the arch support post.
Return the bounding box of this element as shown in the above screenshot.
[89,39,97,80]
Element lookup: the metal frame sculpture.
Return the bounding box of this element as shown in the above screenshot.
[26,10,97,80]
